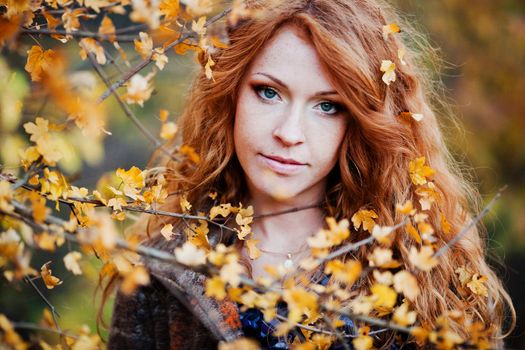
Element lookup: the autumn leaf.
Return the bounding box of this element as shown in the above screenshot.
[160,0,180,20]
[134,31,153,59]
[371,283,397,310]
[398,46,407,65]
[351,209,378,233]
[190,15,206,35]
[409,245,438,271]
[120,265,150,295]
[160,223,174,241]
[245,238,261,259]
[393,270,420,300]
[174,241,206,266]
[205,55,215,80]
[467,274,488,297]
[367,247,401,268]
[179,194,192,212]
[380,59,396,85]
[25,46,57,81]
[41,261,63,289]
[220,259,244,287]
[209,203,232,220]
[62,8,84,33]
[98,15,116,42]
[179,144,200,163]
[393,302,417,326]
[123,73,154,107]
[63,251,83,275]
[408,156,435,186]
[382,23,401,40]
[324,259,361,285]
[205,275,226,300]
[115,166,145,199]
[79,38,107,65]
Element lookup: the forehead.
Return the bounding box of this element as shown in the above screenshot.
[246,25,335,92]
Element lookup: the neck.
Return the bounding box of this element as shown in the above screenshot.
[247,195,325,253]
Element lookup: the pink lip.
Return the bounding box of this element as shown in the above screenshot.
[260,154,307,175]
[263,154,305,165]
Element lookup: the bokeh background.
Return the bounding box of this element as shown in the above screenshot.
[0,0,524,348]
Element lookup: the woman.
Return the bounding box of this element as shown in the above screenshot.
[104,0,514,348]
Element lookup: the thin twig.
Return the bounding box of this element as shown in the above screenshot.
[23,275,62,329]
[12,322,79,339]
[80,40,179,161]
[20,28,138,42]
[433,186,506,258]
[96,8,231,103]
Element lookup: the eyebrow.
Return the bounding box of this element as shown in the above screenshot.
[253,72,339,97]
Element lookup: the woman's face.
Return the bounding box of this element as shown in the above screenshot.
[234,25,348,204]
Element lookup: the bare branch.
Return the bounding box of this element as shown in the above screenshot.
[96,8,232,104]
[433,186,506,258]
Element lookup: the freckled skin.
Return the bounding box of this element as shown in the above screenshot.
[234,25,348,206]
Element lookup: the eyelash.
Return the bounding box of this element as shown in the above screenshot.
[252,85,343,116]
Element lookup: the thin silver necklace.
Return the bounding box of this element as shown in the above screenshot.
[257,240,310,269]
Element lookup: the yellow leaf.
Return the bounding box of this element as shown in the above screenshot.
[160,121,178,140]
[405,222,421,244]
[395,200,416,215]
[408,156,435,186]
[179,144,200,163]
[380,59,396,85]
[25,46,57,81]
[134,31,153,59]
[41,261,63,289]
[209,203,232,219]
[205,55,215,80]
[220,259,244,287]
[455,266,471,286]
[180,194,192,212]
[367,247,400,269]
[352,334,373,350]
[159,0,179,20]
[23,116,48,143]
[393,302,417,326]
[98,16,116,42]
[218,337,260,350]
[245,238,261,259]
[210,35,229,49]
[398,46,407,66]
[79,38,107,64]
[63,251,83,275]
[371,224,394,245]
[370,283,397,310]
[467,274,488,297]
[62,8,84,33]
[191,16,207,36]
[205,276,226,300]
[324,259,361,286]
[120,265,150,295]
[174,241,206,266]
[123,73,153,107]
[409,245,438,271]
[393,270,420,300]
[440,212,451,235]
[382,23,401,40]
[161,223,174,241]
[351,209,378,233]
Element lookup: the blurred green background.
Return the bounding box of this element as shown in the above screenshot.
[1,0,524,348]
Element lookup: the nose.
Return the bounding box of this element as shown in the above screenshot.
[272,104,305,146]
